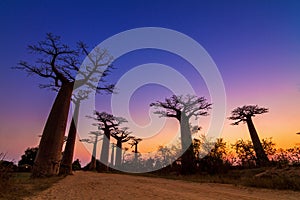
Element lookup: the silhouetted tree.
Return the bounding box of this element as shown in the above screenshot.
[155,145,180,169]
[110,128,133,167]
[122,147,129,164]
[15,33,114,177]
[197,138,228,174]
[72,159,81,171]
[80,131,103,171]
[59,90,89,175]
[261,138,276,158]
[229,105,269,166]
[150,94,211,174]
[110,143,116,167]
[232,139,257,167]
[129,137,142,165]
[18,147,39,167]
[92,112,126,167]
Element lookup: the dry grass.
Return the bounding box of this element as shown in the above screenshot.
[0,172,63,200]
[130,166,300,191]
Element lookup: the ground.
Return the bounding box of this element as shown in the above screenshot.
[25,171,300,200]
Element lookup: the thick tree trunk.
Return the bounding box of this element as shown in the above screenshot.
[115,141,122,167]
[32,82,74,177]
[100,129,110,167]
[89,134,98,171]
[246,117,269,166]
[180,114,195,174]
[59,102,80,175]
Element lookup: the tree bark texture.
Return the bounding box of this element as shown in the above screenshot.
[59,102,80,175]
[32,82,74,177]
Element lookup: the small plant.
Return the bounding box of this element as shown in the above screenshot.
[0,153,14,196]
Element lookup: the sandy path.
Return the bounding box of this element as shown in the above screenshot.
[26,171,300,200]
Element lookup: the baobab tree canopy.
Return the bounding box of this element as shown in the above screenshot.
[150,94,212,120]
[229,105,268,125]
[16,33,114,92]
[15,33,78,90]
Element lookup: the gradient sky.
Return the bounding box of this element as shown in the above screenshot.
[0,0,300,165]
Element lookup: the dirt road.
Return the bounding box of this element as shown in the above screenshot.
[26,171,300,200]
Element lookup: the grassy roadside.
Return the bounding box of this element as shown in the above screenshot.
[0,172,64,200]
[2,167,299,199]
[124,167,300,191]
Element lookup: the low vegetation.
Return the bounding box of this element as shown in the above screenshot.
[0,172,63,199]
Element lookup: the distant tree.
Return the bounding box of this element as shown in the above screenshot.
[229,105,269,166]
[273,148,290,166]
[150,95,212,174]
[209,138,227,160]
[110,127,133,167]
[156,146,172,167]
[232,139,256,167]
[15,33,114,177]
[18,147,39,167]
[92,112,126,167]
[287,147,300,165]
[129,137,142,164]
[194,134,215,159]
[80,131,103,171]
[122,147,129,164]
[198,138,228,174]
[261,138,276,158]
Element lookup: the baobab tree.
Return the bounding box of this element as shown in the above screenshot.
[229,105,269,166]
[92,111,127,168]
[15,33,114,177]
[122,147,129,164]
[59,90,90,175]
[150,94,212,174]
[129,137,142,165]
[80,131,103,171]
[110,127,134,167]
[110,143,116,167]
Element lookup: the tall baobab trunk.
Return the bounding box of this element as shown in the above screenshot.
[246,117,269,166]
[89,133,99,171]
[115,141,122,167]
[122,148,127,164]
[180,114,195,174]
[134,144,138,164]
[100,129,110,167]
[110,143,115,167]
[59,102,80,175]
[32,82,74,177]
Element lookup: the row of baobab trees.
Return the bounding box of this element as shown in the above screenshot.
[80,111,143,171]
[15,33,271,177]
